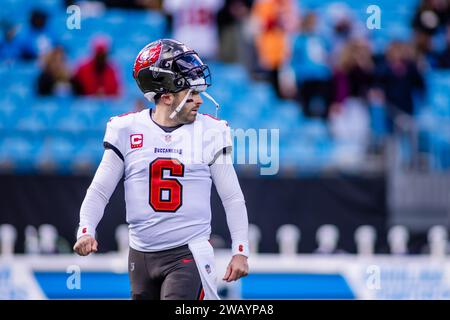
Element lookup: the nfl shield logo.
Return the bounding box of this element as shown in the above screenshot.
[205,264,211,274]
[165,135,172,143]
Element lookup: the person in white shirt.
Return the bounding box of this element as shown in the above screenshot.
[163,0,224,60]
[73,39,249,300]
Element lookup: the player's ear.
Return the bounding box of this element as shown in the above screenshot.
[160,93,174,106]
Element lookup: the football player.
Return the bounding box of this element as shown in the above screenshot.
[73,39,249,300]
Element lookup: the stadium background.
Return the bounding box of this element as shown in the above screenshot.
[1,0,450,299]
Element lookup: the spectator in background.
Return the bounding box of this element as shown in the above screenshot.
[0,20,19,63]
[412,28,433,67]
[332,39,374,105]
[435,22,450,68]
[289,11,332,119]
[15,9,56,61]
[324,2,365,64]
[71,37,121,97]
[217,0,252,63]
[163,0,224,60]
[413,0,450,36]
[250,0,297,97]
[36,45,71,96]
[135,0,163,10]
[412,0,450,66]
[329,39,374,154]
[99,0,163,9]
[375,41,425,116]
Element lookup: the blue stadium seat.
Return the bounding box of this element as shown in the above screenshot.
[0,134,41,171]
[13,106,57,133]
[73,137,104,167]
[54,99,105,133]
[0,97,20,131]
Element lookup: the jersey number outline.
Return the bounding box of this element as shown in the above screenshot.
[149,158,185,212]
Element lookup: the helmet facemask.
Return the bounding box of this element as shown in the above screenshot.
[171,51,211,93]
[167,51,215,119]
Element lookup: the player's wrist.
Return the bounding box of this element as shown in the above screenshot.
[76,225,96,240]
[231,241,249,257]
[232,254,248,260]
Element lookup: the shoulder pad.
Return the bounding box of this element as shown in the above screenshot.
[107,111,138,129]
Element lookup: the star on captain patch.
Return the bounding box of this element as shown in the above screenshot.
[164,134,172,143]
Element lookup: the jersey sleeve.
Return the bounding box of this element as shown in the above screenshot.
[204,118,233,165]
[210,152,249,257]
[77,149,125,239]
[103,118,125,161]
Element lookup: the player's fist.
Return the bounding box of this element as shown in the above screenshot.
[73,235,98,256]
[223,255,249,282]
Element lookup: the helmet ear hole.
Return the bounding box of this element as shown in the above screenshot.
[175,79,184,87]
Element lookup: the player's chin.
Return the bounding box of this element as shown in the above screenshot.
[187,111,198,122]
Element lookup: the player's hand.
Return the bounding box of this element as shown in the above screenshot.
[223,254,249,282]
[73,235,98,256]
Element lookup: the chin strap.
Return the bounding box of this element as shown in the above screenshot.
[169,88,193,120]
[201,91,220,118]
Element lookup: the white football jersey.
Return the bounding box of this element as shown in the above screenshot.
[104,109,232,252]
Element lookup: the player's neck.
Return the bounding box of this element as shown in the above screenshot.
[152,105,180,127]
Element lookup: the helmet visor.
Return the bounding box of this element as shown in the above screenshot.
[174,52,204,71]
[173,52,211,91]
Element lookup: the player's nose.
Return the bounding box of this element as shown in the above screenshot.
[194,93,203,105]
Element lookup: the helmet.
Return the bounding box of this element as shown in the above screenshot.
[133,39,211,97]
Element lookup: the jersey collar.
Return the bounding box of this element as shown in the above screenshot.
[148,108,184,133]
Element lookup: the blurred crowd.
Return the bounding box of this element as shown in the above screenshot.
[1,0,450,151]
[0,8,121,97]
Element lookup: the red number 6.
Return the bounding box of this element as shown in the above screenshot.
[149,158,184,212]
